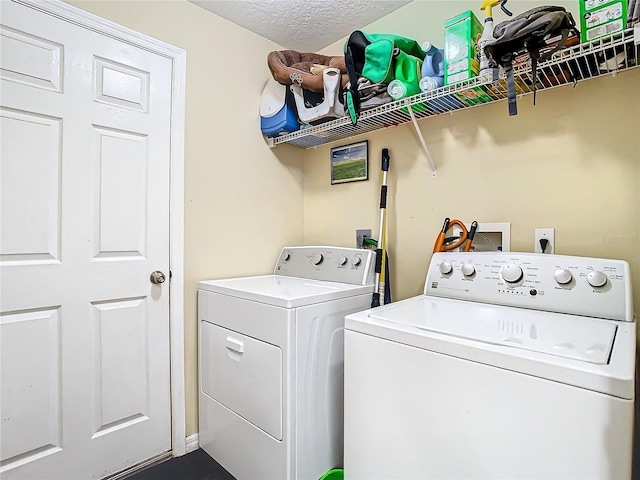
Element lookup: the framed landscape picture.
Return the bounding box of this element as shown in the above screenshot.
[330,140,368,185]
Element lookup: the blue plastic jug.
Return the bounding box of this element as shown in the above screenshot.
[420,42,445,91]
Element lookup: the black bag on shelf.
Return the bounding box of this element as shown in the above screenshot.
[484,5,580,116]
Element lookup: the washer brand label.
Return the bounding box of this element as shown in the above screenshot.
[431,282,438,289]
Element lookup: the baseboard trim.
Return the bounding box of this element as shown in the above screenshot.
[185,433,199,454]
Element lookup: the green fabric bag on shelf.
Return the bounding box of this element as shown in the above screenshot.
[344,31,426,124]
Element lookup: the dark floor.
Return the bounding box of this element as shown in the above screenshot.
[126,449,236,480]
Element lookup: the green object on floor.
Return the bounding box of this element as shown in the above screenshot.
[319,469,344,480]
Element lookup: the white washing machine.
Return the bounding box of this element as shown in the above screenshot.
[199,246,376,480]
[344,252,635,480]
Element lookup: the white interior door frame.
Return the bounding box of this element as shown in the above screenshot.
[13,0,188,457]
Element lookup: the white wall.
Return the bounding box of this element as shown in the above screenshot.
[307,1,640,315]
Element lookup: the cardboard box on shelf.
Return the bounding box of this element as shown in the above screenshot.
[579,0,627,42]
[444,10,484,85]
[452,86,490,106]
[483,77,530,100]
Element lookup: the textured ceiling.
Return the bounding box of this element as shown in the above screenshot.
[188,0,413,52]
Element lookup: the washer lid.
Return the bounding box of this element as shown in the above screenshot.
[199,275,373,308]
[368,296,616,364]
[346,295,636,399]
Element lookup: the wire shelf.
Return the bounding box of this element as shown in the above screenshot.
[267,28,639,149]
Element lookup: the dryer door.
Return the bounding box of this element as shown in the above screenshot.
[201,322,283,439]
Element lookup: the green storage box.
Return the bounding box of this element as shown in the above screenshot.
[444,10,484,85]
[579,0,627,42]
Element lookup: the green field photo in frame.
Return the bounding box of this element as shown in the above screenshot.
[330,140,369,185]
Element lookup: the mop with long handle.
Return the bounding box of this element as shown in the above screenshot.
[378,213,387,305]
[371,148,390,308]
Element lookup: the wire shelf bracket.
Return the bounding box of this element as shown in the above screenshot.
[406,101,437,177]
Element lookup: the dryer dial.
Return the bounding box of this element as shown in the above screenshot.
[311,253,324,265]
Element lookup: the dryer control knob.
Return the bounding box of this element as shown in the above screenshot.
[338,255,348,266]
[501,264,523,283]
[554,269,573,285]
[587,270,608,288]
[351,257,362,267]
[311,253,324,265]
[439,261,453,275]
[461,263,476,276]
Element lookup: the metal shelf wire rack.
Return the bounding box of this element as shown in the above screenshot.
[267,27,639,150]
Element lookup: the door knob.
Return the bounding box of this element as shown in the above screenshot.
[150,271,166,284]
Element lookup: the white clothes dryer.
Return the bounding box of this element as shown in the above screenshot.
[344,252,635,480]
[199,246,375,480]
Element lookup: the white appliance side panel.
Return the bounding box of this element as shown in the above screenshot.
[201,322,282,439]
[344,331,634,480]
[294,293,373,480]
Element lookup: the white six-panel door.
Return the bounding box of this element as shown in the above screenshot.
[0,1,173,478]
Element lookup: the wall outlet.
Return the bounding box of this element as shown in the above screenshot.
[534,228,554,254]
[356,229,372,249]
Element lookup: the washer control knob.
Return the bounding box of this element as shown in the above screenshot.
[338,255,348,266]
[439,261,453,275]
[351,256,362,267]
[283,252,291,261]
[554,268,573,285]
[311,253,324,266]
[461,263,476,276]
[587,270,608,288]
[501,264,523,283]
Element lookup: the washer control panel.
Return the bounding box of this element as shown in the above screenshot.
[274,246,375,285]
[425,252,633,321]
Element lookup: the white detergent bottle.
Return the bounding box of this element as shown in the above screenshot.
[479,0,512,79]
